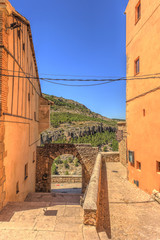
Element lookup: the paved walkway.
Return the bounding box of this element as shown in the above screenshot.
[51,182,82,194]
[1,163,160,239]
[106,162,160,240]
[0,192,99,240]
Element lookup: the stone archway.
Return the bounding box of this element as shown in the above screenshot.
[36,143,98,193]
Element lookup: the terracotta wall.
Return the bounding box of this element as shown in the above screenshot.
[0,0,49,209]
[126,0,160,193]
[0,4,9,210]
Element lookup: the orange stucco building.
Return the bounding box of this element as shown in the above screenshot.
[125,0,160,194]
[0,0,50,210]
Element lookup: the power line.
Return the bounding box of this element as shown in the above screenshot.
[41,78,113,87]
[1,68,160,81]
[1,72,160,82]
[1,70,160,87]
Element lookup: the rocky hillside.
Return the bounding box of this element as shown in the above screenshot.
[41,94,121,151]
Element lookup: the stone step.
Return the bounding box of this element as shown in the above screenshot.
[83,226,100,240]
[25,192,82,204]
[98,231,109,240]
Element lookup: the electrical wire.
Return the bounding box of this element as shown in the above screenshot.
[1,72,160,82]
[1,68,160,81]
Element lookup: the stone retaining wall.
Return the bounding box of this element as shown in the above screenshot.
[83,153,101,226]
[117,122,127,166]
[101,152,120,162]
[83,151,120,234]
[51,175,82,183]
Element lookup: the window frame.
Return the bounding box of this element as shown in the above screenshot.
[156,161,160,173]
[33,151,36,163]
[135,0,141,24]
[134,57,140,76]
[136,161,141,170]
[24,163,28,180]
[16,181,19,194]
[129,151,135,166]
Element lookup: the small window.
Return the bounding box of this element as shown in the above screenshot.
[33,151,36,163]
[134,57,140,75]
[137,161,141,170]
[156,161,160,172]
[34,112,36,121]
[16,182,19,194]
[23,43,25,52]
[134,180,139,187]
[24,163,28,180]
[135,0,141,24]
[129,151,135,166]
[28,93,30,102]
[17,29,21,39]
[143,109,145,117]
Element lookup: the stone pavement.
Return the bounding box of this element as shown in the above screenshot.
[51,182,82,194]
[106,162,160,240]
[0,192,100,240]
[1,164,160,239]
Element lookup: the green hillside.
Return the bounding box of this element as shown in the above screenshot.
[42,94,119,151]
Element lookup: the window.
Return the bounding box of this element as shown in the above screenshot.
[129,151,135,166]
[134,180,139,187]
[134,57,140,75]
[137,161,141,170]
[24,163,28,180]
[135,0,141,24]
[17,29,21,39]
[16,182,19,194]
[33,151,36,163]
[143,109,145,117]
[23,43,25,52]
[34,112,36,121]
[156,161,160,172]
[28,93,30,102]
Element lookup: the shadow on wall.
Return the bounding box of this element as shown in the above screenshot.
[97,159,111,238]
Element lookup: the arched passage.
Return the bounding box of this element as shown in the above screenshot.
[36,143,98,193]
[51,154,82,193]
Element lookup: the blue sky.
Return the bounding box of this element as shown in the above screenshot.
[10,0,128,119]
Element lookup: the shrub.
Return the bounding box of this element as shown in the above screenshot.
[112,140,119,151]
[103,146,107,152]
[54,156,63,165]
[68,157,73,163]
[65,171,69,175]
[64,160,69,169]
[51,163,58,175]
[74,158,79,167]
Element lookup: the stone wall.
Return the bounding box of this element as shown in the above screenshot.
[36,143,98,193]
[117,122,127,166]
[0,8,8,211]
[51,175,82,183]
[101,152,120,162]
[83,152,119,236]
